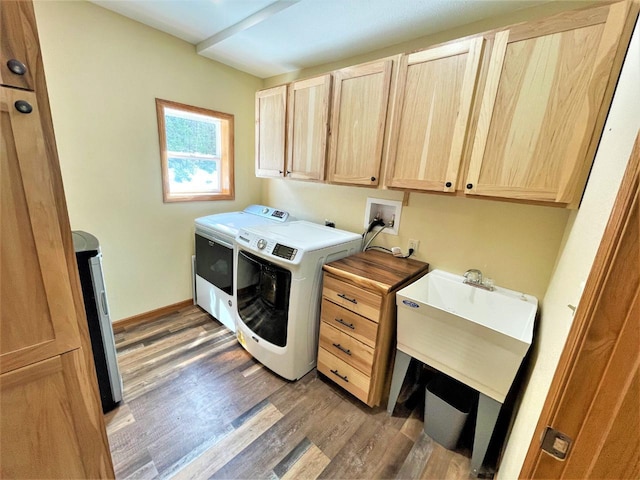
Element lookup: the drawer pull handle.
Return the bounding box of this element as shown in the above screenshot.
[334,318,355,330]
[330,369,349,382]
[337,293,357,304]
[332,343,352,356]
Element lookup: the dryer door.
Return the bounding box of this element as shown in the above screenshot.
[237,250,291,347]
[195,233,233,295]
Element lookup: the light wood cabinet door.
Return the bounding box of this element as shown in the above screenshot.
[1,350,114,478]
[286,74,331,181]
[385,38,484,192]
[0,1,39,90]
[1,87,81,374]
[255,85,286,178]
[465,2,629,205]
[327,59,393,186]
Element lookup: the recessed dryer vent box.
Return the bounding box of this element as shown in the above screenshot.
[364,197,402,236]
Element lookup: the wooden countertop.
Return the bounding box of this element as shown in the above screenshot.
[323,250,429,294]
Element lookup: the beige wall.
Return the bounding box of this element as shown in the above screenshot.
[34,0,263,321]
[263,183,568,300]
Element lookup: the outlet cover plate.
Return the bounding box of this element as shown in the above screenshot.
[364,197,402,235]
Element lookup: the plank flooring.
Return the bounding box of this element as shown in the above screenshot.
[105,306,472,479]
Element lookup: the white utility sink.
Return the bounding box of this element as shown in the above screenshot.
[396,269,538,403]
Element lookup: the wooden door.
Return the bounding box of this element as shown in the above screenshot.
[286,74,331,181]
[255,85,286,178]
[385,37,483,193]
[465,2,629,205]
[1,349,114,478]
[327,59,393,186]
[520,130,640,479]
[0,1,39,90]
[1,87,80,374]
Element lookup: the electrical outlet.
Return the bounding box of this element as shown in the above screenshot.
[408,239,419,252]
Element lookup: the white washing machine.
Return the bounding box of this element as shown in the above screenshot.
[194,205,291,332]
[235,221,361,380]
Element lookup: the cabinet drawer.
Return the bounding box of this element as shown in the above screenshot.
[319,322,374,375]
[318,347,371,403]
[323,275,381,322]
[320,299,378,348]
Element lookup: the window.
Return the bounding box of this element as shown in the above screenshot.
[156,98,234,202]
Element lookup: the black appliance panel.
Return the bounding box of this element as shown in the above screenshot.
[195,233,233,295]
[237,250,291,347]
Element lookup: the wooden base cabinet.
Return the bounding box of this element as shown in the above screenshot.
[317,251,428,407]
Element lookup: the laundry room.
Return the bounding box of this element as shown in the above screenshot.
[2,0,639,479]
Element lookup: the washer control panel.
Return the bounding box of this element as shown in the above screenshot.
[272,243,297,261]
[236,230,300,263]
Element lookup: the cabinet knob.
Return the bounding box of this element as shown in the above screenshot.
[14,100,33,114]
[466,183,473,190]
[278,170,283,174]
[445,181,452,188]
[370,176,376,182]
[7,59,27,76]
[286,171,291,176]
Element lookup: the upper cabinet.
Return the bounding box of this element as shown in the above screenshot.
[326,59,393,186]
[385,38,484,193]
[0,0,40,90]
[254,1,634,209]
[255,85,287,177]
[465,2,629,206]
[287,74,332,181]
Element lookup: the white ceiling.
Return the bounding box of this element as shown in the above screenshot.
[91,0,549,79]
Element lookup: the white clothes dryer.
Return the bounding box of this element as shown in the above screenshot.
[235,221,361,380]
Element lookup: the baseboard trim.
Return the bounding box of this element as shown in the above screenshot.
[113,299,193,332]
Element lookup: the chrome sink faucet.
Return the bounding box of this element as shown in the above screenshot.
[464,269,494,291]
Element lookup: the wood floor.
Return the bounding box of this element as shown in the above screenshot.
[105,305,472,479]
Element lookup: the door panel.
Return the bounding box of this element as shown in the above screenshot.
[287,74,331,181]
[255,85,286,177]
[1,87,80,373]
[385,38,483,192]
[0,349,114,478]
[521,131,640,478]
[327,59,392,186]
[0,1,39,90]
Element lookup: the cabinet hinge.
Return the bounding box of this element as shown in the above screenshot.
[540,426,572,461]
